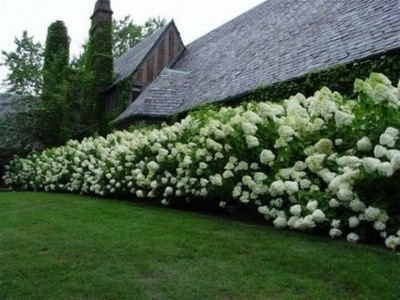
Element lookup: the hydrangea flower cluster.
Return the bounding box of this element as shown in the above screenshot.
[4,73,400,251]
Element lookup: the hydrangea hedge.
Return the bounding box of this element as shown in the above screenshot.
[4,73,400,250]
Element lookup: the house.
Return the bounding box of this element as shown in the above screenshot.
[102,0,400,126]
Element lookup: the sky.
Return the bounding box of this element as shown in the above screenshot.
[0,0,265,92]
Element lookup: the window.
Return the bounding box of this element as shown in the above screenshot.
[131,85,142,102]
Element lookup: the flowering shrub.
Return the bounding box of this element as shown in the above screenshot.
[4,73,400,250]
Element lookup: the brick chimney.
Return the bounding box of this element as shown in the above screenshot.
[91,0,113,22]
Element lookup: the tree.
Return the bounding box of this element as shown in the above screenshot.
[112,16,142,59]
[38,20,72,146]
[0,31,43,96]
[0,94,43,157]
[42,20,70,94]
[112,16,166,59]
[143,16,166,37]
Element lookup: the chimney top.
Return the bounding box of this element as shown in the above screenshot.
[92,0,113,18]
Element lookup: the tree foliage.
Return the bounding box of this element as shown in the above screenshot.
[0,14,167,153]
[42,20,70,94]
[0,31,43,96]
[112,16,166,59]
[38,20,72,147]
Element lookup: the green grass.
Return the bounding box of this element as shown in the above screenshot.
[0,192,399,299]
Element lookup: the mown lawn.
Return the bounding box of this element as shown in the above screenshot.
[0,192,399,299]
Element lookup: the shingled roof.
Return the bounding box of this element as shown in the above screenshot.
[114,0,400,125]
[112,21,173,86]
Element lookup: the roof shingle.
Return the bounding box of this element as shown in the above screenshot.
[114,0,400,125]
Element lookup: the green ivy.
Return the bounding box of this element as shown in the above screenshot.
[83,15,113,136]
[242,49,400,103]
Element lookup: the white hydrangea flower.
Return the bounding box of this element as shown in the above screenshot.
[331,219,341,228]
[254,172,268,183]
[241,121,258,135]
[164,186,174,196]
[300,179,312,190]
[336,156,361,169]
[373,221,386,231]
[225,162,235,170]
[386,149,400,160]
[278,125,296,141]
[294,161,307,171]
[329,228,342,238]
[235,161,249,171]
[222,170,234,179]
[348,216,360,228]
[284,181,299,195]
[147,161,159,172]
[271,198,283,208]
[270,180,285,197]
[250,163,259,170]
[357,137,372,152]
[200,178,209,187]
[246,135,260,148]
[232,185,242,198]
[306,200,318,212]
[362,157,381,173]
[385,235,400,250]
[390,154,400,171]
[242,175,256,188]
[346,232,359,243]
[377,162,394,177]
[334,138,343,146]
[305,154,326,173]
[364,206,381,222]
[273,216,287,228]
[243,110,262,124]
[380,132,397,148]
[240,191,250,203]
[329,198,340,208]
[161,199,169,206]
[335,111,353,127]
[314,139,333,155]
[349,198,366,212]
[337,186,353,202]
[384,127,399,139]
[298,215,316,230]
[286,216,297,228]
[312,209,325,222]
[259,149,275,165]
[374,145,387,158]
[290,204,302,216]
[199,188,208,197]
[258,206,269,215]
[210,174,223,186]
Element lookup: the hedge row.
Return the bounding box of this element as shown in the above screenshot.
[4,73,400,250]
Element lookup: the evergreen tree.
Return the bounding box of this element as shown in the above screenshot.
[39,20,71,146]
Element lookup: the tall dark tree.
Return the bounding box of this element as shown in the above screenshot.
[38,20,72,146]
[42,20,70,94]
[0,31,43,96]
[83,0,114,135]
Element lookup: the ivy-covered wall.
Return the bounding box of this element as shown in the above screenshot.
[240,49,400,104]
[84,9,113,136]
